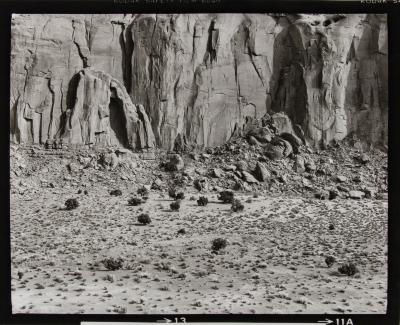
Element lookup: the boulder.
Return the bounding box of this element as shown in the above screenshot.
[248,135,261,146]
[193,178,208,192]
[270,112,294,135]
[280,132,302,153]
[264,144,285,160]
[253,162,271,182]
[211,168,224,178]
[247,127,274,143]
[293,156,305,173]
[349,190,365,199]
[151,178,164,190]
[336,175,348,183]
[305,158,317,172]
[236,161,249,172]
[242,171,259,184]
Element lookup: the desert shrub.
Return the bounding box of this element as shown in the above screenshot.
[325,256,336,268]
[211,238,228,251]
[137,186,149,197]
[177,228,186,235]
[102,257,124,271]
[197,196,209,206]
[110,189,122,196]
[65,198,79,210]
[329,190,338,200]
[170,200,181,211]
[168,187,185,200]
[328,223,335,231]
[338,263,359,276]
[168,187,177,199]
[231,199,244,212]
[128,197,143,206]
[218,190,234,203]
[138,213,151,225]
[175,192,185,200]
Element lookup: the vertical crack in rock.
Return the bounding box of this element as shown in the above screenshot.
[72,19,91,68]
[47,77,55,142]
[204,19,219,65]
[121,20,134,93]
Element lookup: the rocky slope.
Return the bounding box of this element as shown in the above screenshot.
[10,13,387,150]
[9,138,388,314]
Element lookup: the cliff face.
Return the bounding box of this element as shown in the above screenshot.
[10,13,388,150]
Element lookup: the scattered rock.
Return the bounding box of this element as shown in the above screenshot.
[242,171,258,184]
[305,159,316,172]
[193,178,208,192]
[349,190,365,200]
[151,178,163,190]
[236,161,248,172]
[315,190,329,200]
[247,127,273,143]
[336,175,348,183]
[211,168,224,178]
[293,156,305,173]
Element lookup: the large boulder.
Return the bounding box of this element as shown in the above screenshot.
[253,162,271,182]
[247,127,274,143]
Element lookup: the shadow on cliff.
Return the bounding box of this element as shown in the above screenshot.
[343,13,387,146]
[57,72,81,139]
[267,19,308,132]
[109,96,129,148]
[10,96,20,143]
[120,20,135,93]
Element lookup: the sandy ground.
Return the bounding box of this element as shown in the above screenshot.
[10,184,387,314]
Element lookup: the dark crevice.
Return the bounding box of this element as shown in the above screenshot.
[109,93,129,148]
[204,20,219,64]
[121,20,134,93]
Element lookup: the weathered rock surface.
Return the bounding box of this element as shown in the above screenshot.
[10,14,387,149]
[62,69,155,149]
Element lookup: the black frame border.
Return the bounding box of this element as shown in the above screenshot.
[1,1,399,325]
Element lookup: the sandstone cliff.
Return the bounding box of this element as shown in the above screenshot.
[10,13,387,150]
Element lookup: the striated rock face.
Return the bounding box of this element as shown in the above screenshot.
[10,13,387,149]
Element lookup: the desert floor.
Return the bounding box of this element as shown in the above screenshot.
[11,185,387,314]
